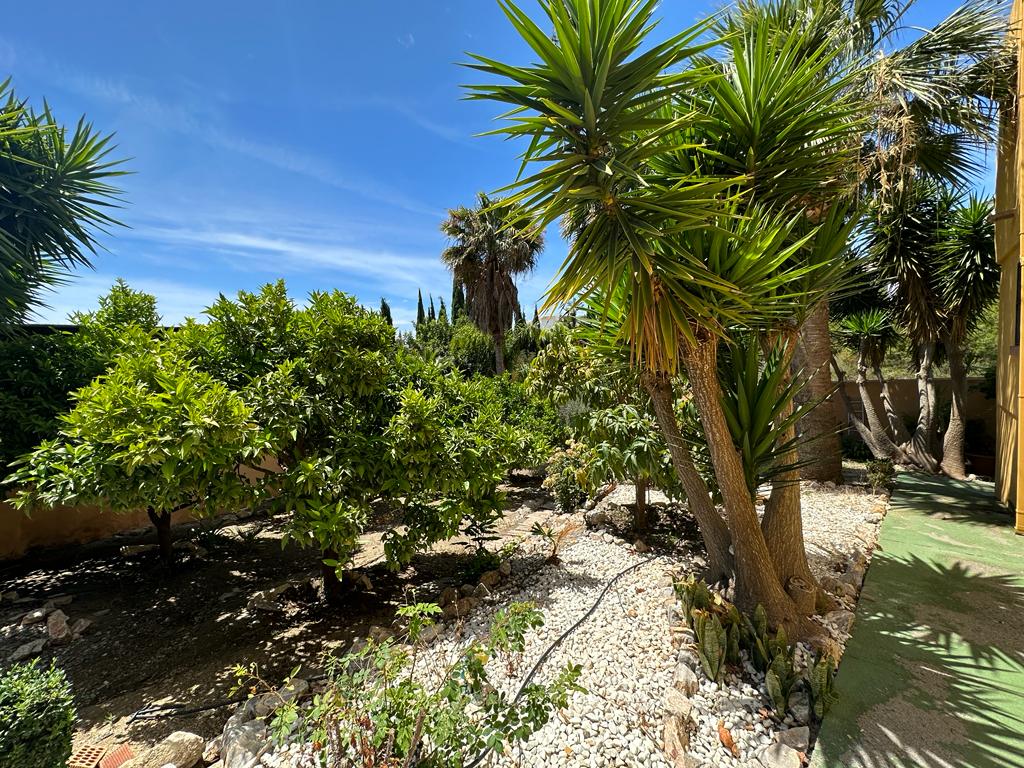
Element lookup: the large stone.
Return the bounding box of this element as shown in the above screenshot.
[121,731,203,768]
[584,508,608,528]
[498,560,512,577]
[478,570,501,588]
[417,624,440,644]
[473,583,491,599]
[663,714,691,764]
[47,610,71,644]
[222,721,268,768]
[759,742,802,768]
[663,688,692,720]
[438,587,460,607]
[9,638,46,662]
[442,597,474,619]
[824,609,855,634]
[367,625,394,643]
[775,725,810,752]
[71,618,93,638]
[20,607,51,626]
[788,690,811,724]
[672,662,700,696]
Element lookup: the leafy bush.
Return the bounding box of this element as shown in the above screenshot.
[448,317,495,376]
[0,661,76,768]
[0,280,159,476]
[865,459,896,493]
[237,602,582,767]
[543,443,593,513]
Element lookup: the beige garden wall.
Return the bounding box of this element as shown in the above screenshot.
[0,500,201,561]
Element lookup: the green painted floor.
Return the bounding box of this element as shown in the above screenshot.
[810,473,1024,768]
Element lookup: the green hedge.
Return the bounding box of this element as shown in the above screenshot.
[0,661,76,768]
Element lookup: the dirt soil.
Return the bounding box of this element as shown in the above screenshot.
[0,473,564,755]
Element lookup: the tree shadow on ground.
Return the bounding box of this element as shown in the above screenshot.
[815,494,1024,768]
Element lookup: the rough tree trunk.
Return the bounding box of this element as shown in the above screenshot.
[682,338,803,634]
[494,328,506,375]
[941,339,968,479]
[831,352,911,464]
[146,507,174,565]
[902,342,940,473]
[794,301,843,482]
[874,364,911,446]
[760,333,834,615]
[641,371,733,582]
[634,475,649,532]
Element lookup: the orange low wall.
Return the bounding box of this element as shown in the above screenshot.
[0,502,197,561]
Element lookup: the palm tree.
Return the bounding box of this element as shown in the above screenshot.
[440,193,544,374]
[0,79,125,326]
[723,0,1010,481]
[468,0,864,632]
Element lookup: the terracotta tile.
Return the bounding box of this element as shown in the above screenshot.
[99,744,135,768]
[68,744,106,768]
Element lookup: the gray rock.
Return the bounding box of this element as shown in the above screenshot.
[673,662,700,696]
[367,625,394,643]
[71,618,93,637]
[9,638,46,662]
[824,609,855,634]
[584,509,608,528]
[438,587,459,607]
[759,742,802,768]
[634,539,651,554]
[20,607,51,626]
[498,560,512,577]
[775,725,809,752]
[663,714,691,764]
[442,597,474,619]
[278,678,308,704]
[788,690,811,724]
[473,582,491,599]
[121,730,204,768]
[417,624,440,644]
[47,610,70,644]
[459,583,476,597]
[221,721,267,768]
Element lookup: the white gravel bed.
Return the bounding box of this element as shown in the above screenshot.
[255,479,888,768]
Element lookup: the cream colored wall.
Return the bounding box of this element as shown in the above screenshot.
[0,501,198,561]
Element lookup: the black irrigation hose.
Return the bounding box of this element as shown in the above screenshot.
[464,553,660,768]
[127,553,662,767]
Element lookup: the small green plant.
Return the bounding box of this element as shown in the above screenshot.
[865,459,896,493]
[809,650,840,718]
[237,601,582,767]
[692,610,727,682]
[0,661,76,768]
[531,520,581,563]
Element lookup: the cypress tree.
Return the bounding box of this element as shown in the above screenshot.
[416,290,426,327]
[438,298,449,325]
[532,305,540,326]
[379,297,393,326]
[451,280,466,320]
[428,295,436,322]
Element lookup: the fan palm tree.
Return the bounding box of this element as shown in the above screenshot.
[0,79,126,326]
[440,193,544,374]
[467,0,865,631]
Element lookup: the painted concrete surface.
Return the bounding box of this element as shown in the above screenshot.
[810,473,1024,768]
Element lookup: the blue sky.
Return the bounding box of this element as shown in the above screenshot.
[2,0,987,328]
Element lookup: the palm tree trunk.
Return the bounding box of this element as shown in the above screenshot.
[494,328,506,374]
[874,364,911,445]
[641,371,732,582]
[760,333,834,615]
[682,338,803,633]
[795,302,843,482]
[941,338,968,479]
[831,353,911,463]
[902,342,940,473]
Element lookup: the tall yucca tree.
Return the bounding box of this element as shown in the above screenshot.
[937,195,998,477]
[468,0,865,630]
[440,192,544,374]
[723,0,1011,481]
[0,79,126,326]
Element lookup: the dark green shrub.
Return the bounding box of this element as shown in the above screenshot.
[449,317,495,376]
[543,443,593,512]
[840,432,873,461]
[0,661,76,768]
[865,458,896,493]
